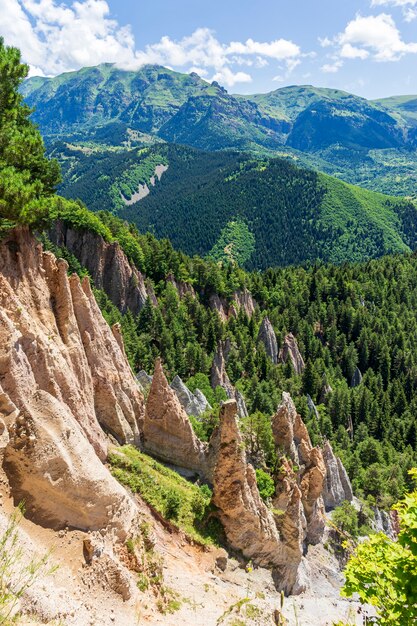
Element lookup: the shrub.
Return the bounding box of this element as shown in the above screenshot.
[255,468,275,501]
[332,501,359,538]
[342,469,417,625]
[164,490,181,520]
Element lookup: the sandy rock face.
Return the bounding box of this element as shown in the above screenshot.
[0,228,144,533]
[322,441,353,510]
[232,288,256,319]
[272,393,326,545]
[212,403,284,563]
[3,390,137,535]
[143,359,207,474]
[50,220,151,315]
[211,341,234,397]
[279,333,305,375]
[209,289,256,322]
[211,400,309,594]
[166,273,196,299]
[257,317,278,364]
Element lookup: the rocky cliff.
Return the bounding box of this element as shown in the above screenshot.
[211,340,248,417]
[209,288,257,322]
[170,375,211,417]
[50,220,154,315]
[322,441,353,510]
[0,227,144,534]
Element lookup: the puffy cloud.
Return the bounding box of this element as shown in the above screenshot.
[320,12,417,69]
[338,13,417,61]
[211,67,252,87]
[0,0,303,88]
[0,0,137,74]
[340,43,369,59]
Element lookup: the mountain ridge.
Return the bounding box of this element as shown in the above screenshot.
[22,62,417,196]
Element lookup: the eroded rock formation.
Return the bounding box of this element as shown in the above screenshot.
[0,228,144,533]
[170,375,211,417]
[143,359,207,474]
[351,367,363,388]
[322,441,353,510]
[209,288,256,322]
[272,393,326,545]
[211,341,248,418]
[50,220,154,315]
[279,333,305,375]
[257,317,278,364]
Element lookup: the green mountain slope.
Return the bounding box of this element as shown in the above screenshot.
[54,141,417,270]
[22,64,417,195]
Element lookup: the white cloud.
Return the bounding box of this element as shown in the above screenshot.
[321,60,344,73]
[338,13,417,61]
[211,67,252,87]
[0,0,303,89]
[340,43,369,59]
[0,0,137,74]
[371,0,417,17]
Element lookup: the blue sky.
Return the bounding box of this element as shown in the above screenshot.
[1,0,417,98]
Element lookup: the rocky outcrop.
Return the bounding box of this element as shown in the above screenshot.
[170,375,211,417]
[211,341,248,418]
[50,220,153,315]
[233,288,256,318]
[3,389,137,535]
[279,333,305,375]
[322,442,353,510]
[143,359,207,474]
[166,273,196,299]
[209,289,257,322]
[307,394,320,421]
[371,507,397,540]
[272,393,326,545]
[257,317,278,364]
[137,370,153,392]
[351,367,363,388]
[319,378,333,403]
[209,294,229,323]
[211,340,234,397]
[0,228,144,533]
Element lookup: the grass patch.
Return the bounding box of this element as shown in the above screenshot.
[108,445,223,546]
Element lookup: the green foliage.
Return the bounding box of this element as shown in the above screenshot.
[208,218,255,267]
[342,469,417,625]
[332,502,359,538]
[255,469,275,501]
[0,38,60,226]
[109,446,221,545]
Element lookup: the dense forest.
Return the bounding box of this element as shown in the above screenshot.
[54,142,417,270]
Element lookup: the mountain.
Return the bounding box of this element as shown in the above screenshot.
[54,141,417,270]
[22,64,417,194]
